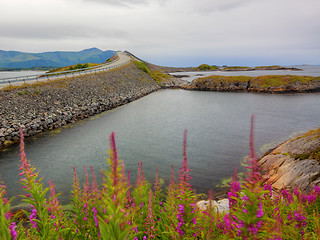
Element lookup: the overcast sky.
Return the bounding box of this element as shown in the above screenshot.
[1,0,319,66]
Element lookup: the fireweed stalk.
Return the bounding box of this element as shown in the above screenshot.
[132,161,151,239]
[98,132,134,240]
[163,130,199,239]
[19,127,62,239]
[227,116,270,239]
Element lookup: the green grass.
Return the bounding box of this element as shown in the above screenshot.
[251,75,320,87]
[222,66,252,71]
[133,61,151,74]
[133,61,171,83]
[254,65,281,70]
[196,64,219,71]
[196,75,251,83]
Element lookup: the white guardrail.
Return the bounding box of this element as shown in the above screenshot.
[0,52,127,86]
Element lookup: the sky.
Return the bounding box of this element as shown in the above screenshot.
[1,0,319,67]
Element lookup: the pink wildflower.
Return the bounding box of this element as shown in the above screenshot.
[281,188,293,203]
[9,222,17,240]
[144,190,157,238]
[256,202,264,218]
[178,130,191,188]
[30,205,38,228]
[177,204,185,237]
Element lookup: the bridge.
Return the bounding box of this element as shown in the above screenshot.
[0,51,133,89]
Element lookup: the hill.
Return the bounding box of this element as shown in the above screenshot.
[0,48,115,68]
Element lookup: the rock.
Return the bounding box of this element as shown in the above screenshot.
[259,128,320,193]
[196,199,229,212]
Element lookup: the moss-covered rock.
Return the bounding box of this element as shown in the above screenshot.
[185,75,320,93]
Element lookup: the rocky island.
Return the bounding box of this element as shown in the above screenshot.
[184,75,320,93]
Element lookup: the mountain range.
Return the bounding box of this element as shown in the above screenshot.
[0,48,115,68]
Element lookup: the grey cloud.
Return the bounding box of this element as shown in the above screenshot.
[0,23,127,41]
[80,0,151,7]
[175,0,255,15]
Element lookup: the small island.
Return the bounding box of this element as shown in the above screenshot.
[221,65,302,71]
[183,75,320,93]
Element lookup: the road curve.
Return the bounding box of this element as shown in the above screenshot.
[0,51,132,89]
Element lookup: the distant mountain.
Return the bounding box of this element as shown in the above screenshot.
[0,48,115,68]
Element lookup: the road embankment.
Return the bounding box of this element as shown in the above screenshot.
[0,63,160,149]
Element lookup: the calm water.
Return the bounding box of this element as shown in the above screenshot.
[0,70,46,79]
[172,65,320,82]
[1,89,320,204]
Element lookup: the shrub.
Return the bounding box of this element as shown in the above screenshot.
[197,64,219,71]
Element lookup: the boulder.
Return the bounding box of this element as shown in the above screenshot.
[259,128,320,192]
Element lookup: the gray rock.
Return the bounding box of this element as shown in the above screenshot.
[259,129,320,193]
[196,199,230,213]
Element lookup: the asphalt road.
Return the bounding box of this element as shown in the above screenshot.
[0,51,132,89]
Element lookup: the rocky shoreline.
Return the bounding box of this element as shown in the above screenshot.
[0,63,161,149]
[259,128,320,193]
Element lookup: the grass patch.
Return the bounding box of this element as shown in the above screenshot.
[196,75,251,84]
[251,75,319,88]
[133,61,151,74]
[222,66,252,71]
[133,61,171,83]
[196,64,219,71]
[254,65,281,70]
[48,63,101,73]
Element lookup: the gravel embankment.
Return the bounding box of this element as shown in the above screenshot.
[0,63,161,148]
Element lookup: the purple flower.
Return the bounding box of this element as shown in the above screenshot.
[92,207,99,228]
[256,203,264,218]
[294,211,306,228]
[315,185,320,195]
[29,205,38,228]
[9,222,17,240]
[177,204,185,237]
[308,194,317,204]
[281,189,293,203]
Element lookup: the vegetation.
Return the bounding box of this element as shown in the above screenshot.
[47,63,100,74]
[191,74,320,91]
[196,64,219,71]
[1,119,320,239]
[254,65,282,70]
[69,63,89,71]
[254,66,302,71]
[222,66,253,71]
[197,75,251,83]
[251,75,320,88]
[133,61,170,84]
